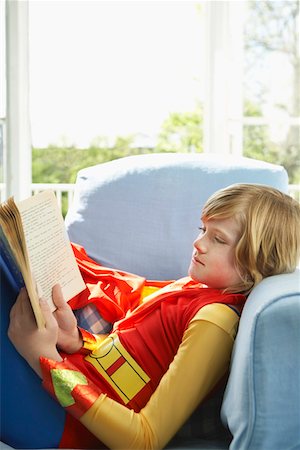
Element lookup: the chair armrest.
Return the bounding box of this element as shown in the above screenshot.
[222,269,300,449]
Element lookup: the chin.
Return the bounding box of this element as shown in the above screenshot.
[188,268,204,284]
[188,265,196,279]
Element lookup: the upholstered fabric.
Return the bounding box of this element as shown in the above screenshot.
[222,269,300,450]
[65,153,288,280]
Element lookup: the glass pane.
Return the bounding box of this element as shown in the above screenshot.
[29,1,204,151]
[243,124,300,186]
[244,0,299,118]
[243,0,300,185]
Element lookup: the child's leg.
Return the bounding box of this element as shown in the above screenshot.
[0,264,65,448]
[74,303,112,334]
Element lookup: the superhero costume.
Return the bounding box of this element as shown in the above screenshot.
[38,243,245,449]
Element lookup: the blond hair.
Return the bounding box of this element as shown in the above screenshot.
[202,183,300,295]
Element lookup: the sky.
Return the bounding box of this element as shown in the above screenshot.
[28,1,204,148]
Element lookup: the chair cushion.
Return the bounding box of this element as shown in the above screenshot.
[65,153,288,280]
[221,269,300,449]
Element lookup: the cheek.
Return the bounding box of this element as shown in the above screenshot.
[224,247,237,267]
[215,250,239,279]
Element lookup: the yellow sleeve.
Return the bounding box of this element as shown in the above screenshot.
[80,303,239,450]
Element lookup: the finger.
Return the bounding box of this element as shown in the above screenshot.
[52,284,67,309]
[39,298,58,330]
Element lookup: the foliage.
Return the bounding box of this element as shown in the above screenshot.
[243,0,300,183]
[243,99,299,183]
[32,98,299,189]
[156,106,203,153]
[243,125,300,183]
[32,136,154,184]
[32,107,204,185]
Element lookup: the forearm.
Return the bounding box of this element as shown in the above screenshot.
[31,349,63,378]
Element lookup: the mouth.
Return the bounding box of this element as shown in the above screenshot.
[192,255,205,266]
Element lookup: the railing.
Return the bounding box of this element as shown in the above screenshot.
[31,183,75,212]
[1,183,300,213]
[0,183,76,214]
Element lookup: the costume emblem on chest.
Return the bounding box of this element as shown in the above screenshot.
[85,333,150,403]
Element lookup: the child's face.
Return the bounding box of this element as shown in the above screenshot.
[188,216,242,290]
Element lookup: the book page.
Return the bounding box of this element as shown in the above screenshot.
[17,190,85,311]
[0,197,45,327]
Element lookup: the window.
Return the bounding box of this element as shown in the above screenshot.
[2,1,299,202]
[243,0,300,186]
[29,1,205,152]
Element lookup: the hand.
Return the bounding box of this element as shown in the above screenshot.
[52,284,83,354]
[8,288,62,377]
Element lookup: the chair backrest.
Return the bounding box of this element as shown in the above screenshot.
[65,152,288,280]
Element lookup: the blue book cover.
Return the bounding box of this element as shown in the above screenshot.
[0,226,25,292]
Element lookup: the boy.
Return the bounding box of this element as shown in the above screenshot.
[7,184,300,449]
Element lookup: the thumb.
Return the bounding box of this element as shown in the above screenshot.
[52,284,67,310]
[39,298,58,330]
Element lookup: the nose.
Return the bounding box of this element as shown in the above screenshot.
[193,234,207,254]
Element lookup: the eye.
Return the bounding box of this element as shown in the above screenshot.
[198,226,206,234]
[214,235,226,244]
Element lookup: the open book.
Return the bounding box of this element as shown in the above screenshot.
[0,190,85,329]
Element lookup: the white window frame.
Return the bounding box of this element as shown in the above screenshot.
[203,1,245,156]
[5,0,31,201]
